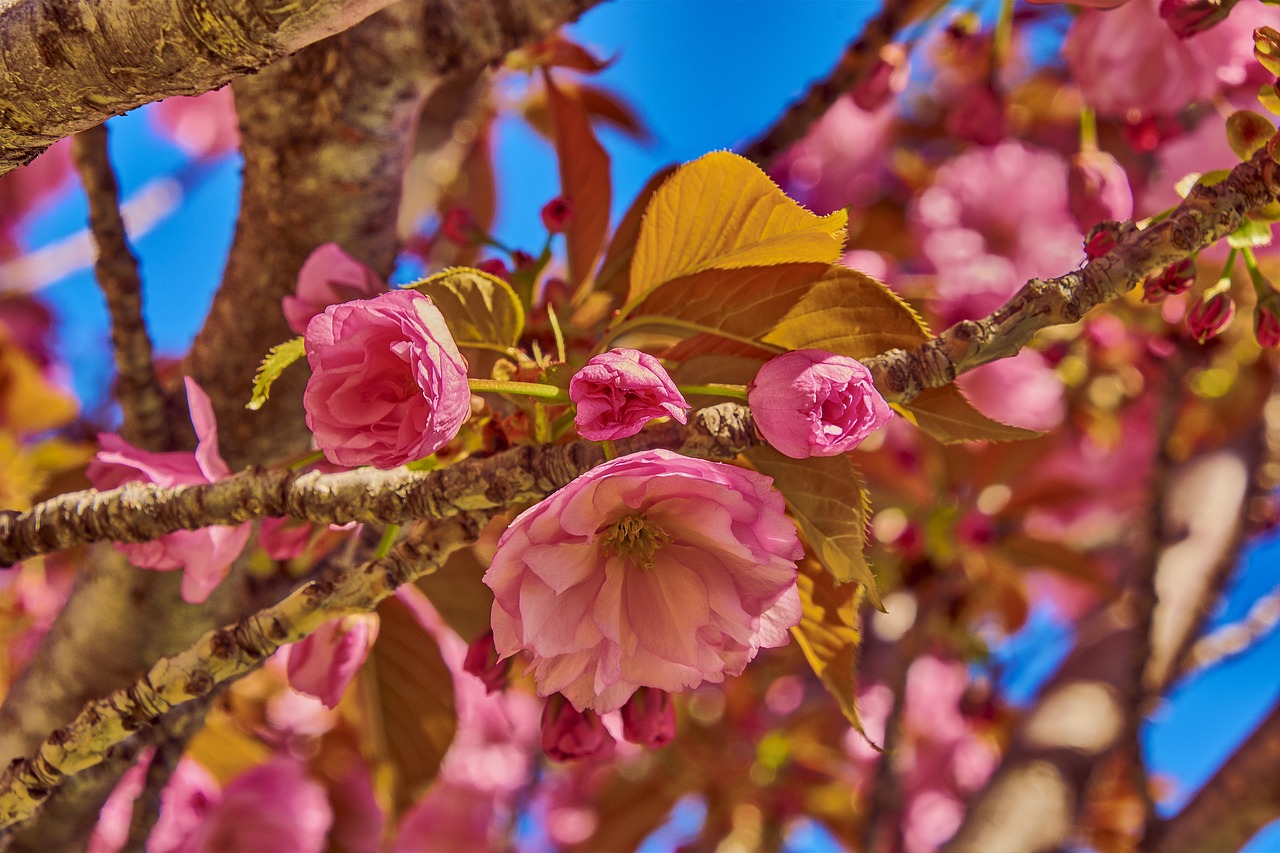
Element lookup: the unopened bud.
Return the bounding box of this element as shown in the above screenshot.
[462,631,510,694]
[1187,291,1236,343]
[511,249,537,271]
[1068,150,1134,231]
[540,694,616,762]
[476,258,511,281]
[1227,111,1276,161]
[620,688,676,748]
[441,207,480,245]
[1143,258,1197,302]
[944,85,1006,147]
[540,196,573,234]
[851,44,909,112]
[1084,222,1121,260]
[1256,302,1280,347]
[1159,0,1240,38]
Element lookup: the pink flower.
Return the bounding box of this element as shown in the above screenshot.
[475,258,511,281]
[287,614,379,709]
[620,687,676,747]
[303,289,471,469]
[851,44,909,112]
[149,89,239,160]
[956,349,1066,432]
[282,243,385,336]
[1068,150,1134,231]
[441,207,480,244]
[541,196,573,233]
[463,630,511,694]
[769,95,894,215]
[86,378,250,604]
[1256,303,1280,347]
[186,759,333,853]
[540,695,616,761]
[484,449,803,713]
[747,350,892,459]
[943,85,1006,147]
[1160,0,1237,37]
[569,348,689,441]
[258,516,313,561]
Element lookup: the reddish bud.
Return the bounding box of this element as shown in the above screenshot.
[540,695,616,762]
[511,249,537,271]
[440,207,480,245]
[1084,223,1120,260]
[1068,150,1134,231]
[475,258,511,281]
[1257,303,1280,348]
[462,630,510,695]
[1187,291,1236,343]
[540,196,573,234]
[1159,0,1239,38]
[620,688,676,748]
[955,512,996,548]
[1143,258,1196,302]
[851,44,909,112]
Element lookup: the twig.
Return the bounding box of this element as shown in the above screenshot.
[71,124,170,452]
[0,513,484,834]
[121,695,215,852]
[0,402,759,567]
[738,0,947,166]
[1176,584,1280,681]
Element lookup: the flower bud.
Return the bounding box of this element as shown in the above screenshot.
[1226,111,1276,161]
[540,196,573,234]
[1256,302,1280,348]
[1142,258,1196,302]
[851,44,909,112]
[540,695,616,762]
[1187,291,1236,343]
[511,249,537,271]
[569,348,689,441]
[620,688,676,748]
[1158,0,1239,38]
[287,614,379,709]
[944,85,1006,147]
[1083,223,1120,260]
[440,207,480,245]
[1068,150,1134,232]
[475,258,511,282]
[462,630,510,694]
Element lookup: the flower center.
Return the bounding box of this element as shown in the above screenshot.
[599,514,670,569]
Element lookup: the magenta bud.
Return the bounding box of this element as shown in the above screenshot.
[540,196,573,234]
[620,688,676,748]
[540,695,616,762]
[944,85,1006,147]
[462,630,510,695]
[851,44,909,112]
[1187,291,1236,343]
[475,258,511,282]
[441,207,480,245]
[1068,150,1134,232]
[511,249,537,271]
[1256,303,1280,348]
[1143,258,1196,302]
[1083,224,1120,260]
[1159,0,1239,38]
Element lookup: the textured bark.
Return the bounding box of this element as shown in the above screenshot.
[0,0,401,175]
[0,402,760,565]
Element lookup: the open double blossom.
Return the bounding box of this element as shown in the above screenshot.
[484,449,803,714]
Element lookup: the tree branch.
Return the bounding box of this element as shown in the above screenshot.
[0,403,759,567]
[0,513,484,835]
[0,0,402,176]
[70,123,170,451]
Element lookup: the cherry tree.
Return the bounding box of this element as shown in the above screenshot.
[1,0,1280,850]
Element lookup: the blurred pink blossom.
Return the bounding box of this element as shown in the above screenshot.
[0,140,72,259]
[149,89,239,160]
[485,449,803,713]
[184,758,332,853]
[956,349,1066,432]
[770,95,894,215]
[1068,150,1135,231]
[286,613,379,709]
[282,243,386,336]
[87,378,251,604]
[258,517,313,561]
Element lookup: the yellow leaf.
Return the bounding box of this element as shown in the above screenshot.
[546,70,612,291]
[791,557,866,734]
[410,267,524,350]
[900,385,1042,444]
[746,447,882,611]
[247,337,305,411]
[0,341,77,434]
[628,151,846,303]
[362,594,457,819]
[763,266,931,359]
[592,165,677,300]
[187,707,273,784]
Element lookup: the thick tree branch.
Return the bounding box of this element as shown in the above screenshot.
[866,145,1280,404]
[70,123,170,452]
[0,403,758,567]
[0,513,484,834]
[737,0,946,166]
[0,0,402,176]
[1148,702,1280,852]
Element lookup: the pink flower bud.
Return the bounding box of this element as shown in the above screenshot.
[955,512,996,548]
[747,350,892,459]
[540,695,616,762]
[540,196,573,234]
[569,348,689,441]
[511,249,537,271]
[1187,291,1236,343]
[441,207,480,245]
[620,687,676,748]
[287,614,379,709]
[851,44,909,112]
[1143,258,1196,302]
[1159,0,1239,38]
[303,290,472,469]
[462,630,510,695]
[1083,223,1120,260]
[944,85,1006,147]
[475,258,511,281]
[1067,150,1134,232]
[1256,303,1280,348]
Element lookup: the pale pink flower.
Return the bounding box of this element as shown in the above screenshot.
[286,613,379,709]
[282,243,386,336]
[569,348,688,441]
[956,349,1066,432]
[87,378,250,604]
[303,289,471,469]
[770,95,894,215]
[149,88,239,160]
[184,758,333,853]
[485,449,803,713]
[748,350,892,459]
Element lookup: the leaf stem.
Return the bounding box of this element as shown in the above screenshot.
[679,383,750,401]
[373,524,400,559]
[468,379,570,402]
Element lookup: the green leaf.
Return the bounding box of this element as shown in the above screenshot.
[762,266,932,359]
[746,447,881,610]
[900,385,1042,444]
[409,268,525,349]
[628,151,846,304]
[1228,216,1274,249]
[792,557,867,734]
[546,70,612,291]
[247,337,305,411]
[363,593,457,819]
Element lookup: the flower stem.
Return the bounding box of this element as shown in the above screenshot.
[374,524,400,559]
[678,383,750,401]
[468,379,570,402]
[289,450,326,471]
[1079,107,1098,153]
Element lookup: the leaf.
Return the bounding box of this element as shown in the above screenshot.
[247,337,306,411]
[900,385,1042,444]
[522,81,648,143]
[187,706,274,784]
[745,447,881,610]
[628,151,847,303]
[1227,216,1274,249]
[413,544,495,643]
[545,70,612,291]
[363,594,457,818]
[0,340,79,433]
[762,266,931,359]
[791,557,866,733]
[593,165,677,300]
[997,531,1112,591]
[409,268,524,349]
